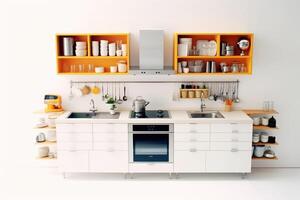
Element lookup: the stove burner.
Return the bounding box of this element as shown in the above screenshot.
[157,110,163,114]
[130,110,170,119]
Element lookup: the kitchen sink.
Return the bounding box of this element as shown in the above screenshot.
[187,111,224,119]
[68,112,120,119]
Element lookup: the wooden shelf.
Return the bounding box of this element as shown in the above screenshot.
[58,56,128,59]
[253,142,278,146]
[177,72,250,75]
[36,156,57,160]
[243,109,278,115]
[177,55,250,59]
[35,141,56,145]
[57,72,128,75]
[253,125,278,130]
[34,126,56,130]
[252,156,278,160]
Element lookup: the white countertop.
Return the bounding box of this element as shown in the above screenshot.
[56,110,252,124]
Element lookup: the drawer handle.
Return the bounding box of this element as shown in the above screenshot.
[190,138,197,142]
[189,148,197,152]
[231,148,238,152]
[231,138,239,142]
[231,123,238,125]
[190,130,197,133]
[232,130,239,133]
[106,148,115,152]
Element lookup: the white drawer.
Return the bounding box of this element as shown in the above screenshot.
[175,141,209,151]
[58,150,89,172]
[57,141,92,151]
[206,151,252,173]
[175,133,209,142]
[129,163,173,173]
[93,133,128,142]
[93,124,127,133]
[57,133,92,142]
[93,142,128,151]
[174,151,206,172]
[56,124,92,133]
[210,141,252,151]
[211,123,252,133]
[210,133,252,142]
[175,124,210,133]
[89,150,128,172]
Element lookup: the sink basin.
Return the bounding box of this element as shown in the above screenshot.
[68,112,120,119]
[187,111,224,118]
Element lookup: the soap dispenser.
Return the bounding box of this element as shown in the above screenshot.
[268,116,277,128]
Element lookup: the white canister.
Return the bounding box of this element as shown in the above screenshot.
[37,146,50,158]
[254,145,265,158]
[48,115,57,128]
[252,117,261,126]
[178,43,188,56]
[46,130,56,142]
[260,133,269,143]
[116,50,122,56]
[262,117,269,126]
[121,44,127,56]
[252,135,260,143]
[110,66,118,73]
[95,66,104,73]
[109,43,116,56]
[92,41,99,56]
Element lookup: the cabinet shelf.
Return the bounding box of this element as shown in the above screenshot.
[253,142,278,146]
[35,141,56,145]
[58,56,128,59]
[253,125,278,130]
[243,109,278,115]
[36,156,57,160]
[252,156,278,160]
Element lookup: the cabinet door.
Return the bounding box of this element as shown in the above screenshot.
[89,151,128,172]
[93,133,128,142]
[174,151,206,172]
[206,151,252,173]
[175,133,210,142]
[93,124,127,133]
[175,124,210,133]
[57,124,92,133]
[211,123,252,133]
[58,150,89,172]
[210,133,252,142]
[57,133,92,142]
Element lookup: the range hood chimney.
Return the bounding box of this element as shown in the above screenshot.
[129,30,174,75]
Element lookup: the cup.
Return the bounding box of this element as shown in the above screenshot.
[181,61,188,68]
[183,68,189,73]
[121,44,127,56]
[95,66,104,73]
[116,50,122,56]
[252,135,260,143]
[37,146,49,158]
[110,66,118,73]
[117,61,127,73]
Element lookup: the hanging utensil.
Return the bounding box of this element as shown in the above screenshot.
[208,83,214,101]
[234,81,240,103]
[117,83,123,104]
[122,82,128,101]
[69,81,73,100]
[114,83,117,101]
[101,83,105,101]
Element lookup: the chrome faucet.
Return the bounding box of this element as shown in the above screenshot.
[89,99,98,114]
[200,91,206,112]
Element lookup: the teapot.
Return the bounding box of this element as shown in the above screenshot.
[132,96,150,113]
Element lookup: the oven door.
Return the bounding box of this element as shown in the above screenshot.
[129,132,173,163]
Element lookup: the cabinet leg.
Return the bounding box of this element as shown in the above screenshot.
[241,173,247,179]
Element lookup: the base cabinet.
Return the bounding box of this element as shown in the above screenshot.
[174,151,206,172]
[58,150,89,172]
[89,151,128,172]
[206,151,252,173]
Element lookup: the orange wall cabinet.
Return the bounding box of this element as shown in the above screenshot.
[174,33,254,75]
[56,33,130,75]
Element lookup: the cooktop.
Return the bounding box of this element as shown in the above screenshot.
[130,110,170,118]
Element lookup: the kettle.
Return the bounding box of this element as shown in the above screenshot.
[132,96,150,113]
[36,132,46,143]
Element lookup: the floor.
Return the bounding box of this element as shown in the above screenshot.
[0,167,299,200]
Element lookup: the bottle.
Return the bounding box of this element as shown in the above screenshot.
[268,116,276,128]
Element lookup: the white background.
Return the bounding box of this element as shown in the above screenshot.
[1,0,300,176]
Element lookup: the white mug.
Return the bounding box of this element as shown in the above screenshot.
[252,117,261,126]
[116,50,122,56]
[110,66,118,73]
[262,117,269,126]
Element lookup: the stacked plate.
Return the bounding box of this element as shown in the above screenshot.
[196,40,217,56]
[109,43,116,56]
[100,40,108,56]
[75,41,87,56]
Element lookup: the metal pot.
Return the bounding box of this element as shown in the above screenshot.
[36,132,46,143]
[132,96,150,113]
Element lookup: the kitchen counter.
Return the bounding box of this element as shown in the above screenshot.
[56,110,252,124]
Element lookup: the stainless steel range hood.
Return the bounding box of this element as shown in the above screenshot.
[129,30,174,75]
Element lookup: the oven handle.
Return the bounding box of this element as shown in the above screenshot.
[129,131,173,134]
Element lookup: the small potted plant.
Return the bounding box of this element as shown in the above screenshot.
[105,95,117,115]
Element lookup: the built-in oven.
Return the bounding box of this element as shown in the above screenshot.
[128,124,174,163]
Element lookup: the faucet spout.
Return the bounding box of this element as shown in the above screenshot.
[200,91,206,112]
[89,99,98,114]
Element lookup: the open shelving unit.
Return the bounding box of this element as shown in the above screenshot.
[174,33,254,75]
[56,33,130,75]
[244,109,279,161]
